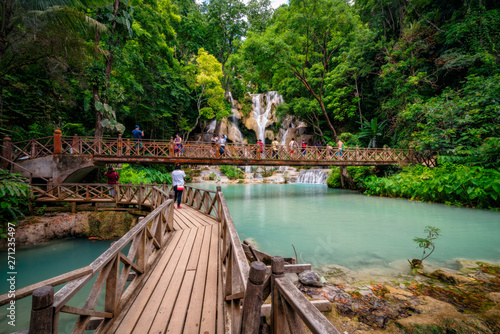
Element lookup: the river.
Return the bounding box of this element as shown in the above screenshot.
[1,183,499,332]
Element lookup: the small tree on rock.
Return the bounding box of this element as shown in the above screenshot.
[409,225,441,269]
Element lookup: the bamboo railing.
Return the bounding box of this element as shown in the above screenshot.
[3,132,416,166]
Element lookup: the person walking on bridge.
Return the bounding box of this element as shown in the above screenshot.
[132,125,144,153]
[172,163,186,209]
[104,166,120,198]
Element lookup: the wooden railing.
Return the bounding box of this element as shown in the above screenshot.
[0,185,175,333]
[241,257,340,334]
[0,184,253,333]
[3,132,415,166]
[31,183,170,211]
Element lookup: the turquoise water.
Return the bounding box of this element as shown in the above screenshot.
[0,238,115,333]
[1,184,499,333]
[201,183,500,271]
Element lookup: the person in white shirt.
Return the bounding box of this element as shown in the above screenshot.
[171,163,186,208]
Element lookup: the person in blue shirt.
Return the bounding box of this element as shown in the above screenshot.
[132,125,144,152]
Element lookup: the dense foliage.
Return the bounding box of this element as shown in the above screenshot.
[0,172,31,237]
[363,164,500,210]
[1,0,499,208]
[111,164,173,184]
[220,165,245,180]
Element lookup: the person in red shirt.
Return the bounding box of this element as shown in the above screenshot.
[104,166,120,198]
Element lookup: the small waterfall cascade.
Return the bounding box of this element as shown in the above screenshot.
[297,169,329,184]
[227,92,244,143]
[206,119,216,134]
[251,91,284,142]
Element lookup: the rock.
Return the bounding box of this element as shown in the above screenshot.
[299,270,323,287]
[482,307,500,332]
[485,292,500,304]
[431,270,474,285]
[285,273,299,284]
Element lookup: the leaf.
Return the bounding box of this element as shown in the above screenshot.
[95,101,103,111]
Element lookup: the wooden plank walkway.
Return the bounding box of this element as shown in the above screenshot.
[102,206,223,334]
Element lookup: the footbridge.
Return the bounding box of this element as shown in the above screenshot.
[0,184,340,334]
[2,131,420,182]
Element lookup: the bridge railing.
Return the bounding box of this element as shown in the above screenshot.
[181,185,250,333]
[0,186,174,334]
[241,257,340,334]
[32,183,170,209]
[4,131,414,164]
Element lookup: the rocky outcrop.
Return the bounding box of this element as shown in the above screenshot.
[3,211,136,247]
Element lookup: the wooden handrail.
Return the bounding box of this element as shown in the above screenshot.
[275,277,340,334]
[0,266,92,306]
[8,135,414,165]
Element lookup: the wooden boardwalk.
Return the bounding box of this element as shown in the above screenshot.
[103,207,222,334]
[0,184,340,334]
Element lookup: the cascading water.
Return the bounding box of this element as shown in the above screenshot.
[227,92,244,143]
[297,169,330,184]
[251,91,284,142]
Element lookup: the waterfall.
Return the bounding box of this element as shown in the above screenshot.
[206,119,216,134]
[227,92,244,143]
[297,169,329,184]
[251,91,284,142]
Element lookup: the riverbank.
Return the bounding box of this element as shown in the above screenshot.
[0,210,138,248]
[305,260,500,333]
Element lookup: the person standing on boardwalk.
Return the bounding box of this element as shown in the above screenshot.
[301,140,307,158]
[104,166,120,198]
[211,134,218,157]
[289,138,298,158]
[132,125,144,152]
[172,163,186,208]
[337,139,343,158]
[271,138,279,159]
[174,133,183,157]
[219,134,227,156]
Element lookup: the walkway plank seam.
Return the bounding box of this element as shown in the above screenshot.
[102,206,222,334]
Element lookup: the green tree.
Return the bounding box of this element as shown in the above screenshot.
[203,0,247,93]
[184,48,228,139]
[0,171,31,238]
[241,0,367,142]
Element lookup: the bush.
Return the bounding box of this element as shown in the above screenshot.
[0,171,31,238]
[220,165,245,180]
[326,166,376,189]
[116,164,172,184]
[363,163,500,209]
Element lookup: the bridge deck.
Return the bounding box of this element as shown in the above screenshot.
[103,206,223,334]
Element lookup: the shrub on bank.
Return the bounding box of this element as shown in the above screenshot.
[363,164,500,209]
[220,165,245,180]
[326,166,376,189]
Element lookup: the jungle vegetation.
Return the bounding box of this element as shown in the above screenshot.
[1,0,499,208]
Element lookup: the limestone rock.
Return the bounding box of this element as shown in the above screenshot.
[431,269,475,285]
[298,270,323,287]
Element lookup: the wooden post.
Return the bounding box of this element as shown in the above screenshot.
[242,261,267,334]
[117,134,122,156]
[169,139,174,157]
[271,256,288,334]
[409,146,414,163]
[70,202,76,214]
[53,128,62,154]
[216,144,220,158]
[216,186,222,219]
[29,286,54,334]
[138,182,143,211]
[2,136,12,169]
[126,139,131,155]
[71,134,79,154]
